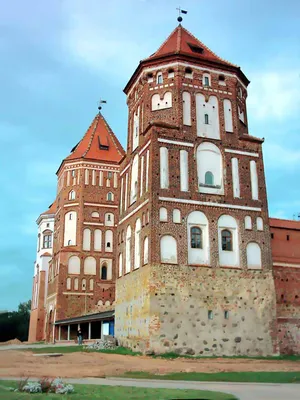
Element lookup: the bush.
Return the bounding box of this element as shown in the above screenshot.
[16,377,74,394]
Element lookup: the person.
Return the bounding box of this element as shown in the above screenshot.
[77,329,83,345]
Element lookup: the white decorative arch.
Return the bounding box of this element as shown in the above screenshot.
[74,277,79,290]
[246,242,262,269]
[156,71,163,84]
[160,235,177,264]
[197,142,223,195]
[130,154,139,204]
[134,218,141,269]
[132,106,140,151]
[187,211,210,265]
[68,190,75,200]
[203,73,211,86]
[105,230,113,252]
[182,92,191,126]
[159,207,168,222]
[66,277,71,290]
[244,216,252,230]
[196,94,220,139]
[151,92,172,111]
[143,237,149,265]
[256,217,264,231]
[105,212,114,226]
[68,256,80,274]
[250,161,259,200]
[160,147,169,189]
[218,215,239,267]
[91,211,99,218]
[180,150,189,192]
[83,228,91,251]
[125,225,132,273]
[231,157,240,198]
[64,211,77,246]
[224,99,233,132]
[119,253,123,277]
[94,229,102,251]
[173,209,181,223]
[84,256,96,275]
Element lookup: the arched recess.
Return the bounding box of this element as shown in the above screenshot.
[125,225,132,273]
[105,213,114,226]
[197,142,224,195]
[250,161,259,200]
[182,92,191,125]
[218,215,240,267]
[256,217,264,231]
[101,263,107,280]
[105,230,113,252]
[159,207,168,222]
[246,242,262,269]
[244,216,252,230]
[64,211,77,246]
[130,154,139,204]
[224,99,233,132]
[196,94,220,139]
[132,106,140,151]
[84,256,96,275]
[66,277,71,290]
[187,211,210,265]
[94,229,102,251]
[160,235,177,264]
[68,256,80,274]
[180,150,189,192]
[151,92,172,111]
[143,237,149,265]
[118,253,123,277]
[69,190,75,200]
[134,218,141,269]
[91,211,99,218]
[83,228,91,251]
[74,278,79,290]
[160,147,169,189]
[173,209,181,223]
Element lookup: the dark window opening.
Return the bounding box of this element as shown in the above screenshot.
[188,43,204,54]
[219,74,225,81]
[224,310,229,319]
[208,310,213,320]
[185,67,193,75]
[107,242,111,248]
[287,235,290,241]
[101,265,107,280]
[204,76,210,86]
[271,233,274,239]
[204,113,209,124]
[191,227,202,249]
[222,229,233,251]
[205,171,214,185]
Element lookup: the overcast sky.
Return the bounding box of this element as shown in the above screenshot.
[0,0,299,310]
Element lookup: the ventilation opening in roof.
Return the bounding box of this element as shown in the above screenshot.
[188,43,204,54]
[98,136,109,150]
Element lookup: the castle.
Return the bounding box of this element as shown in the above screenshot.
[28,24,300,355]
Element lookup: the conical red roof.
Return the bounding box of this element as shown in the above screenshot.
[66,113,125,163]
[146,25,236,67]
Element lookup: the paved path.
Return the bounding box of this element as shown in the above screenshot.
[1,377,299,400]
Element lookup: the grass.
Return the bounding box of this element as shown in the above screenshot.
[122,371,300,383]
[0,380,237,400]
[26,346,142,356]
[153,352,300,362]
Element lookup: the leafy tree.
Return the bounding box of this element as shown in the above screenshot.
[0,300,31,342]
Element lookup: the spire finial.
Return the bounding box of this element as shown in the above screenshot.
[176,6,187,24]
[98,98,107,113]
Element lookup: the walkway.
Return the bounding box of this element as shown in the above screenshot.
[1,376,299,400]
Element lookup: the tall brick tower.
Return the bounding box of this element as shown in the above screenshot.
[115,24,278,356]
[45,112,124,342]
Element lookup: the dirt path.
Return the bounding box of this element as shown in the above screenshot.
[1,350,300,378]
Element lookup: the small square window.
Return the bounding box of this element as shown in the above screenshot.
[224,310,229,319]
[208,310,213,320]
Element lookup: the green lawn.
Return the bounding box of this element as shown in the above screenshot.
[26,346,142,356]
[0,381,237,400]
[122,371,300,383]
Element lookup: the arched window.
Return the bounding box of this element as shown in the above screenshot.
[204,114,209,125]
[118,253,123,277]
[221,229,232,251]
[66,277,71,290]
[156,72,163,84]
[246,242,262,269]
[173,209,181,223]
[89,279,94,291]
[105,213,114,226]
[244,216,252,230]
[159,207,168,222]
[134,218,141,269]
[203,74,210,86]
[101,264,107,280]
[74,278,79,290]
[191,227,202,249]
[125,225,132,273]
[68,240,72,245]
[105,230,113,252]
[84,256,96,275]
[143,237,149,265]
[256,217,264,231]
[197,142,223,194]
[91,211,99,218]
[69,190,75,200]
[160,147,169,189]
[160,235,177,264]
[205,171,214,186]
[94,229,102,251]
[196,94,220,139]
[107,192,113,201]
[68,256,80,274]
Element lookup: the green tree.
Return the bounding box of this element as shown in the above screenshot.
[0,300,31,342]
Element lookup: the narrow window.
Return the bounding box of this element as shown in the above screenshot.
[68,240,72,246]
[101,265,107,280]
[157,72,163,84]
[208,310,213,320]
[221,229,232,251]
[271,233,274,239]
[107,214,111,221]
[191,227,202,249]
[82,279,86,291]
[224,310,229,319]
[71,170,75,177]
[108,171,112,179]
[287,235,290,241]
[69,213,73,220]
[205,171,214,185]
[107,192,113,201]
[204,113,209,124]
[204,76,209,86]
[43,234,52,249]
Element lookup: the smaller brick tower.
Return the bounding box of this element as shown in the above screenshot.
[45,112,124,342]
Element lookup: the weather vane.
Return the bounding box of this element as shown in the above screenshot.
[98,98,107,111]
[176,6,187,23]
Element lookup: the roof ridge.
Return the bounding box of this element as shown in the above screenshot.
[100,113,125,157]
[150,26,179,58]
[82,114,99,157]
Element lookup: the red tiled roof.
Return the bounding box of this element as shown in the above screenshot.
[269,218,300,231]
[41,252,52,257]
[145,25,237,68]
[66,113,125,163]
[41,201,56,217]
